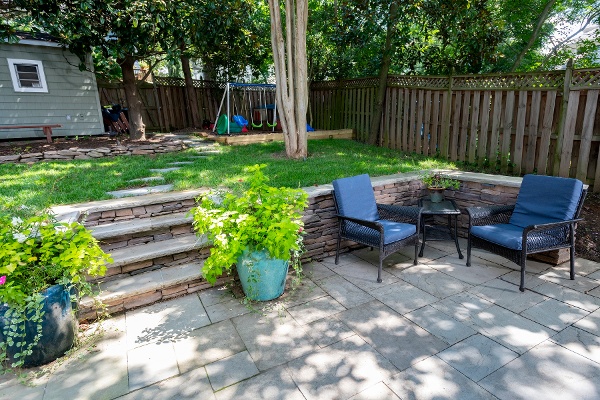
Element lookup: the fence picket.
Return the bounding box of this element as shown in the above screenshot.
[513,91,528,175]
[576,90,599,181]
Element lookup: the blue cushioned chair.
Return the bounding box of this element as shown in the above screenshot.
[466,174,587,292]
[332,174,422,283]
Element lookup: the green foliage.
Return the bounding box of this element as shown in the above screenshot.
[191,164,308,285]
[420,172,461,190]
[0,207,111,371]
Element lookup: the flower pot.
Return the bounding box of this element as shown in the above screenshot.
[428,188,445,203]
[0,284,76,367]
[236,249,289,301]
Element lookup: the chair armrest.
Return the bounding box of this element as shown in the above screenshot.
[523,218,582,234]
[335,214,384,233]
[377,204,422,225]
[467,205,514,227]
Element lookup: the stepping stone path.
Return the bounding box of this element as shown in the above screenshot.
[107,134,221,199]
[106,184,175,198]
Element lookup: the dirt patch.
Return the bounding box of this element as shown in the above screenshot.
[0,134,180,157]
[577,192,600,263]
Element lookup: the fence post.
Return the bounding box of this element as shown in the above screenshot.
[553,59,573,176]
[440,74,453,158]
[151,73,165,132]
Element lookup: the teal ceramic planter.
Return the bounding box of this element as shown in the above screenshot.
[236,249,289,301]
[429,188,445,203]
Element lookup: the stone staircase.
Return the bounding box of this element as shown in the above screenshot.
[52,189,229,322]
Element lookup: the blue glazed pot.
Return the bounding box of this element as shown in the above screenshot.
[236,249,289,301]
[429,188,445,203]
[0,284,76,367]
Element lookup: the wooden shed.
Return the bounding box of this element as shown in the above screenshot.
[0,33,104,141]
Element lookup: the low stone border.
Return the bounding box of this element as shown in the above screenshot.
[0,140,187,164]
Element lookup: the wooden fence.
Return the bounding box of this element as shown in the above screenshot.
[97,67,600,192]
[97,76,275,133]
[311,68,600,192]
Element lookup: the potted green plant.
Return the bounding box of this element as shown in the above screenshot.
[191,164,308,301]
[421,172,461,203]
[0,209,111,371]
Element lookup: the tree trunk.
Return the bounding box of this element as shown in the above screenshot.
[268,0,308,159]
[181,55,201,128]
[368,1,399,146]
[120,55,146,140]
[511,0,556,72]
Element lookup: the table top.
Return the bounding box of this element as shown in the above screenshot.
[418,198,461,215]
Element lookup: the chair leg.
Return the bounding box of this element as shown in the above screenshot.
[466,234,472,267]
[570,244,575,280]
[413,242,418,265]
[519,252,527,292]
[335,231,342,265]
[377,255,383,283]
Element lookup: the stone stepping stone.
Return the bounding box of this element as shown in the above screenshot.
[194,151,222,156]
[169,161,194,165]
[107,184,174,198]
[149,167,180,173]
[127,176,165,183]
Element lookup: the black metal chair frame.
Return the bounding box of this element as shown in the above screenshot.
[466,188,587,292]
[333,195,422,283]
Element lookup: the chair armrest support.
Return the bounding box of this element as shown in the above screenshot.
[377,204,422,225]
[522,218,582,252]
[524,218,582,233]
[335,214,384,233]
[467,205,514,228]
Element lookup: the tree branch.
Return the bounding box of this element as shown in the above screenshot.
[511,0,556,72]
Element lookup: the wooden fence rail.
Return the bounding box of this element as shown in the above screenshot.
[97,68,600,192]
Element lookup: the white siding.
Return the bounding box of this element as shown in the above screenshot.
[0,42,103,140]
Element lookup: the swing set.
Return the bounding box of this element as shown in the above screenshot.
[213,82,278,135]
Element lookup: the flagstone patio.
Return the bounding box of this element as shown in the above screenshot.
[3,240,600,400]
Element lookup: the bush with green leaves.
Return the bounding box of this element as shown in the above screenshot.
[0,209,111,371]
[421,172,461,190]
[191,164,309,285]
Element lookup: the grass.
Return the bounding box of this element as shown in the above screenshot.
[0,139,456,211]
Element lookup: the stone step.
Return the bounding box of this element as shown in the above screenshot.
[79,261,230,321]
[100,233,208,280]
[90,211,193,241]
[149,167,181,173]
[127,176,165,183]
[170,161,194,165]
[107,184,174,198]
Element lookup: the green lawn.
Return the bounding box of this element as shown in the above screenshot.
[0,139,455,211]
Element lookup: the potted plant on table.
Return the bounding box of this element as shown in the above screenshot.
[0,209,111,372]
[421,172,461,203]
[191,164,309,301]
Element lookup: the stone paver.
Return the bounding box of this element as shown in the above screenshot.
[437,334,519,381]
[385,355,498,400]
[336,301,449,371]
[205,351,259,391]
[6,248,600,400]
[479,340,600,400]
[172,319,246,373]
[405,304,477,345]
[370,280,438,315]
[287,335,398,400]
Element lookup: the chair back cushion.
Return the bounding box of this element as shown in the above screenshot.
[509,174,584,228]
[332,174,379,221]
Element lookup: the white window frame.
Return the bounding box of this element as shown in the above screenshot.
[7,58,48,93]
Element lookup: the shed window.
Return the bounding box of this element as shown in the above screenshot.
[7,58,48,93]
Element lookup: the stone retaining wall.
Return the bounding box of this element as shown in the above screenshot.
[302,171,533,262]
[0,140,187,164]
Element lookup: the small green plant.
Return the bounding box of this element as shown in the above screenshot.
[0,207,111,372]
[421,172,460,190]
[191,164,309,286]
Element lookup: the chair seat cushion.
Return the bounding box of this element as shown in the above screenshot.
[471,224,567,251]
[472,224,524,250]
[345,220,416,245]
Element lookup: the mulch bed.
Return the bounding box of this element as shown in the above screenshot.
[1,135,598,264]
